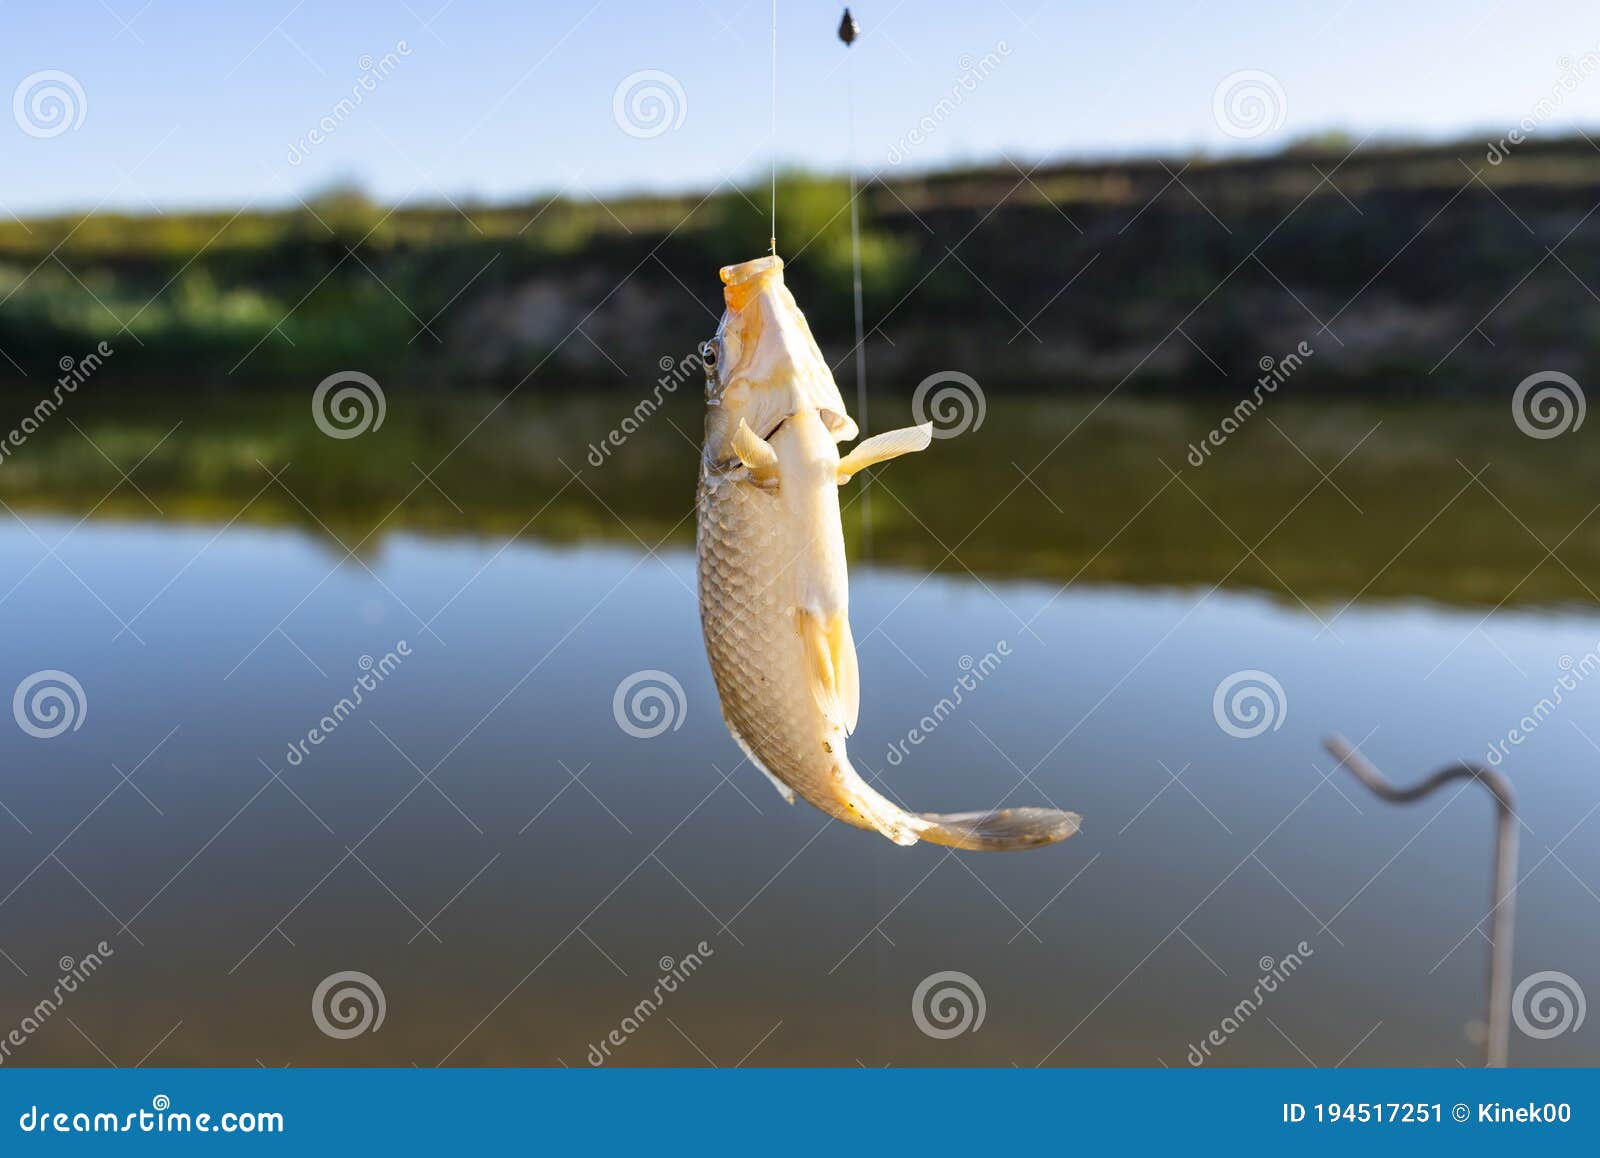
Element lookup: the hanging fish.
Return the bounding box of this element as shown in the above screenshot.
[696,255,1082,850]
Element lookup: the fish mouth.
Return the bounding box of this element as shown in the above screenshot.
[720,254,782,283]
[719,255,784,310]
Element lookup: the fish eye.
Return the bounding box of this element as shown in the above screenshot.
[700,340,721,398]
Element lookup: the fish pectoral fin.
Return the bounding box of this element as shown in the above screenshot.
[796,608,860,735]
[836,423,934,483]
[732,418,780,485]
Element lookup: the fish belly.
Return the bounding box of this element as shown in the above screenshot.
[696,472,867,828]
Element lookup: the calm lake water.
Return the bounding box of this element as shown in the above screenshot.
[0,389,1596,1067]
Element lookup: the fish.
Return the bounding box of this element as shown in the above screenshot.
[695,254,1081,850]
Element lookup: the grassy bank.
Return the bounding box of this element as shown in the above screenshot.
[3,136,1600,392]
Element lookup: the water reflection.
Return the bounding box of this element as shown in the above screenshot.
[0,392,1595,1067]
[2,390,1597,606]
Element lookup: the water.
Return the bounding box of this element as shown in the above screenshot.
[0,390,1596,1067]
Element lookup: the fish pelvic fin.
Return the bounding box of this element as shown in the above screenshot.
[732,418,780,485]
[797,608,859,735]
[837,423,934,483]
[915,807,1082,851]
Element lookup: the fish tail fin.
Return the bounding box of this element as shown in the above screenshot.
[837,756,1080,851]
[914,807,1082,851]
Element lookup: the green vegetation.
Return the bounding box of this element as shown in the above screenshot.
[0,173,917,382]
[4,389,1596,609]
[3,136,1599,391]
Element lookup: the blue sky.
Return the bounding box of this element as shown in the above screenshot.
[4,0,1600,216]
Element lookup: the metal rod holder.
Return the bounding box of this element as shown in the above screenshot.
[1323,734,1519,1067]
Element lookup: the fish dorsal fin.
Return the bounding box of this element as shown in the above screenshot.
[797,609,859,735]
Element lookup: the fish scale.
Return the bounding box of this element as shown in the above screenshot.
[698,471,857,823]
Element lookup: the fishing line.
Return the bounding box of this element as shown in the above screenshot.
[769,0,778,254]
[840,7,870,553]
